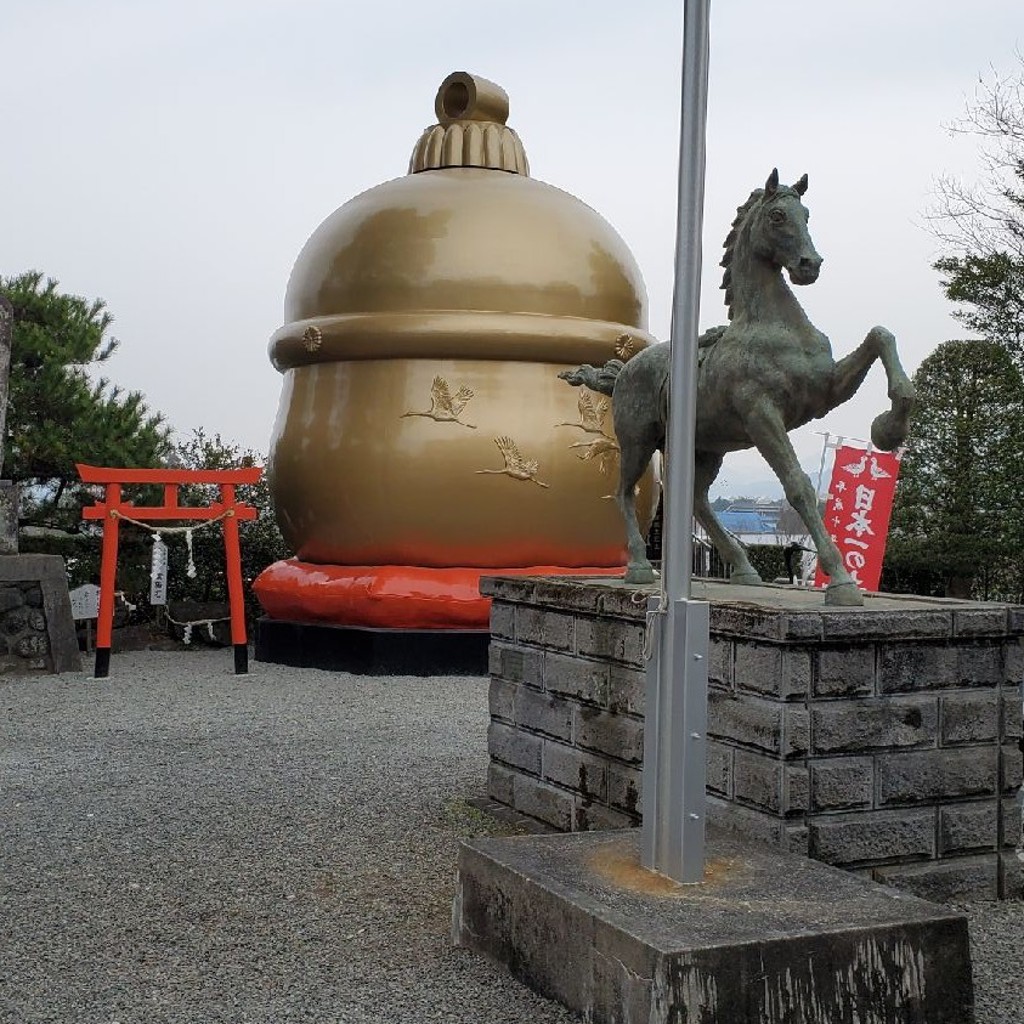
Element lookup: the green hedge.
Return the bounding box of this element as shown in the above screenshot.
[744,543,788,582]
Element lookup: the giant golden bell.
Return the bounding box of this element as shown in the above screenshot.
[266,72,656,581]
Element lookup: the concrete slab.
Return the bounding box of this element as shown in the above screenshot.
[453,827,974,1023]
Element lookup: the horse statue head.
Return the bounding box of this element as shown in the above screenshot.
[721,169,822,318]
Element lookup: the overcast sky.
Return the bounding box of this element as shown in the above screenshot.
[3,0,1021,497]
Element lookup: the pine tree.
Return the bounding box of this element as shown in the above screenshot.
[885,340,1024,599]
[1,272,170,530]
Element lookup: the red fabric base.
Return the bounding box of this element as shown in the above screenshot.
[253,559,624,629]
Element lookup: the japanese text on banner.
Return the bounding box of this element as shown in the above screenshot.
[814,444,901,592]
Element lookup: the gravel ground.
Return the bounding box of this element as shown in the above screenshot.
[1,650,1021,1023]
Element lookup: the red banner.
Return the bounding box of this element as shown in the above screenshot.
[814,445,901,593]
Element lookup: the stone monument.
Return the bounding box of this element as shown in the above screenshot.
[0,294,80,674]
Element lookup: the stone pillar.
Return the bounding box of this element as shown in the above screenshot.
[0,294,12,479]
[0,297,17,555]
[0,480,19,555]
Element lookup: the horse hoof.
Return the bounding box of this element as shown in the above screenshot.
[624,565,656,585]
[730,572,763,586]
[824,582,863,607]
[870,410,908,452]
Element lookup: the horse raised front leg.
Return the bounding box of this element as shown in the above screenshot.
[693,451,762,584]
[830,326,916,451]
[745,400,862,607]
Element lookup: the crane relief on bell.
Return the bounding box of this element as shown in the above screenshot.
[475,436,549,488]
[401,375,477,429]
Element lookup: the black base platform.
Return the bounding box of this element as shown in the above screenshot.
[254,618,490,676]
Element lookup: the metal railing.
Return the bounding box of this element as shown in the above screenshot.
[645,503,730,580]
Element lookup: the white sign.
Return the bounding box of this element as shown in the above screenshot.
[150,536,168,606]
[69,583,100,620]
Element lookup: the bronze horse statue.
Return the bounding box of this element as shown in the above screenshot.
[560,169,915,607]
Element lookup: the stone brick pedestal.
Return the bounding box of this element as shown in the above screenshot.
[481,575,1024,900]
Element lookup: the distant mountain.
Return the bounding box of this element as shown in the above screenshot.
[707,467,823,502]
[709,477,783,501]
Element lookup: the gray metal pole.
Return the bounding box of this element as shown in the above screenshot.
[640,0,712,884]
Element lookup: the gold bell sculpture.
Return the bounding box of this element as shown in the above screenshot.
[254,72,657,641]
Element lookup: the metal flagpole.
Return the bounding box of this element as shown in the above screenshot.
[640,0,712,883]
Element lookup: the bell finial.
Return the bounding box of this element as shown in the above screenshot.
[435,71,509,126]
[409,71,528,175]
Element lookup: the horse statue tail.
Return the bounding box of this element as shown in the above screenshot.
[557,358,625,397]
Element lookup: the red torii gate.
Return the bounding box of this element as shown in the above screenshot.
[77,463,262,678]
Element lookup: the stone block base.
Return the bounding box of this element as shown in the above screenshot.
[454,828,975,1024]
[0,554,80,673]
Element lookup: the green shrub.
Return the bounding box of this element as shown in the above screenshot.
[745,544,787,582]
[160,430,291,623]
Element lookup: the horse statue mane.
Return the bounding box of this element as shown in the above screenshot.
[714,175,808,326]
[559,168,915,607]
[720,188,763,320]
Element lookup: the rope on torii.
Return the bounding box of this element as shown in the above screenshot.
[111,507,233,579]
[110,508,236,642]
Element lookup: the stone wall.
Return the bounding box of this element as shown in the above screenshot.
[481,575,1024,901]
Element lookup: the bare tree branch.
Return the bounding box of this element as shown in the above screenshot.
[928,54,1024,260]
